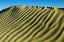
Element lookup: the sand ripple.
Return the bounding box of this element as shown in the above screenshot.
[0,5,64,42]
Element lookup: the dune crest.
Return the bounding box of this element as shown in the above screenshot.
[0,5,64,42]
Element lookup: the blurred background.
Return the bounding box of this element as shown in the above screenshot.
[0,0,64,11]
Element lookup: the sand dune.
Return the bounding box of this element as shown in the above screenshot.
[0,5,64,42]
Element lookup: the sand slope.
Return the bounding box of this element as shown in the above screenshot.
[0,5,64,42]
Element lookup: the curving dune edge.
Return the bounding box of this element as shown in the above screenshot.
[0,5,64,42]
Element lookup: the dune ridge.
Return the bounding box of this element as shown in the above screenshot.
[0,5,64,42]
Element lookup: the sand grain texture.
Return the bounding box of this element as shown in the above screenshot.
[0,5,64,42]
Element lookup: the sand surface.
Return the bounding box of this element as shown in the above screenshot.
[0,5,64,42]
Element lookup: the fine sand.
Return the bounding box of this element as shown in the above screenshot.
[0,5,64,42]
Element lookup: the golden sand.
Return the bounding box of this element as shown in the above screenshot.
[0,5,64,42]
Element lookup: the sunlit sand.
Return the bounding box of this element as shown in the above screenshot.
[0,5,64,42]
